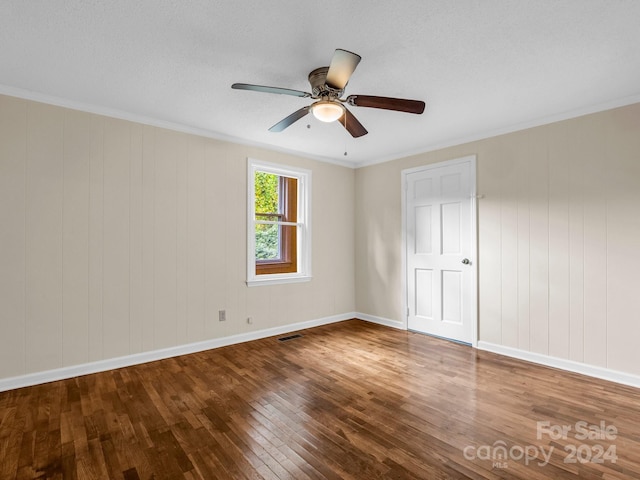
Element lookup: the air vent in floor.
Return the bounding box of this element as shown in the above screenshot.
[278,334,303,342]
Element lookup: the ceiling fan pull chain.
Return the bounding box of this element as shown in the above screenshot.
[344,123,348,156]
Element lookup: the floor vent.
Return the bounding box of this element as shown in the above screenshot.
[278,334,303,342]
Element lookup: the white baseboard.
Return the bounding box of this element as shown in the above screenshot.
[356,312,406,330]
[478,341,640,389]
[0,312,356,393]
[10,315,636,393]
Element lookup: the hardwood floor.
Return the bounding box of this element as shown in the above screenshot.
[1,319,639,479]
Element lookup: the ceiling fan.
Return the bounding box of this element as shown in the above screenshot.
[231,49,426,138]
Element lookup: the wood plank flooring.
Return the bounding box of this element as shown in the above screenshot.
[1,319,639,479]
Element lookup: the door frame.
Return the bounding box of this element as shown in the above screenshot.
[401,155,479,347]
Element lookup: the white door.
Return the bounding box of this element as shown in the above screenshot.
[404,157,476,344]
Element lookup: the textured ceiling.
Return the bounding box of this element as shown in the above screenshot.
[1,1,639,167]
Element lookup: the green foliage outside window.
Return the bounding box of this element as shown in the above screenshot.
[255,171,280,260]
[255,171,279,214]
[255,224,278,260]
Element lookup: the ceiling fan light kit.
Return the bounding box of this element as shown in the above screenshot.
[311,100,345,123]
[232,48,426,138]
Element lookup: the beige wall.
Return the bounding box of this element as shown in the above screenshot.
[355,103,640,376]
[2,92,639,382]
[0,94,355,380]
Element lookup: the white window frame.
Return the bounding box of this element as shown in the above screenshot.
[247,158,312,286]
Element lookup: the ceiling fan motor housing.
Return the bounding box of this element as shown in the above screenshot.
[308,67,343,99]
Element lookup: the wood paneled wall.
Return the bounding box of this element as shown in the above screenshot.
[355,103,640,377]
[0,95,355,380]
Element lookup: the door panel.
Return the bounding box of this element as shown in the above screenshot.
[441,203,461,254]
[441,172,461,197]
[414,178,434,199]
[415,206,433,254]
[406,159,475,344]
[441,270,462,324]
[415,269,434,318]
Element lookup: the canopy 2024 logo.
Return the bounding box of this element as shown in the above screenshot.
[463,420,618,469]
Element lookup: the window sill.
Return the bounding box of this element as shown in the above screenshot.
[246,274,312,287]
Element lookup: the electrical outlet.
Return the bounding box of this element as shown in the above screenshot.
[247,317,253,324]
[218,310,226,322]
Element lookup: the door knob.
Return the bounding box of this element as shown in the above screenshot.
[461,258,470,265]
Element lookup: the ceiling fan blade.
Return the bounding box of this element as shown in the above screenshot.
[347,95,425,114]
[269,106,311,132]
[338,107,368,138]
[325,49,362,90]
[232,83,311,98]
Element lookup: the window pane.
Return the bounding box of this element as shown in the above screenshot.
[255,171,280,216]
[248,159,310,284]
[255,223,280,260]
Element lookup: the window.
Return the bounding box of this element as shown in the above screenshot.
[247,159,311,286]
